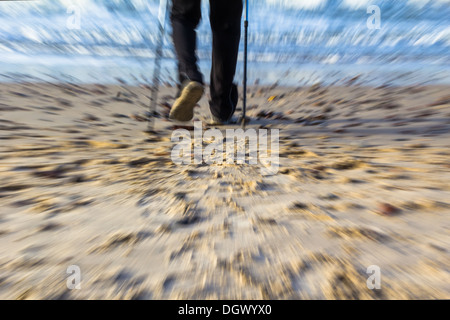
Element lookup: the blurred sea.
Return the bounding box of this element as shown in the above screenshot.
[0,0,449,86]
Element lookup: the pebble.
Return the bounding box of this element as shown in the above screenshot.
[377,203,401,216]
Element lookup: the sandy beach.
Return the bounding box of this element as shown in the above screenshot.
[0,81,449,299]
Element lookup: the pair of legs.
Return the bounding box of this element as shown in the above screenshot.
[171,0,243,121]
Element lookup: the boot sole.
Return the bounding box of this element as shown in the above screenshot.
[169,82,204,122]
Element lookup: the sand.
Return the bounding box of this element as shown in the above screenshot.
[0,81,449,299]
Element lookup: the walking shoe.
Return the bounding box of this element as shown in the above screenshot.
[209,114,238,126]
[209,83,239,125]
[169,81,204,122]
[230,83,238,114]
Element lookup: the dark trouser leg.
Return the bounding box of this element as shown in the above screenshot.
[170,0,204,85]
[209,0,243,120]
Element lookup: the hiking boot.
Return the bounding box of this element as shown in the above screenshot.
[209,83,239,125]
[209,114,238,126]
[169,81,204,122]
[230,83,238,114]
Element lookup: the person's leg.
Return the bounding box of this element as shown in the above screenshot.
[209,0,243,121]
[169,0,204,122]
[170,0,203,85]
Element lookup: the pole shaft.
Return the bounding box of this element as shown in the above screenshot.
[148,0,169,132]
[242,0,249,129]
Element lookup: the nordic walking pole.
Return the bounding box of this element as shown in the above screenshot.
[148,0,169,133]
[241,0,249,129]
